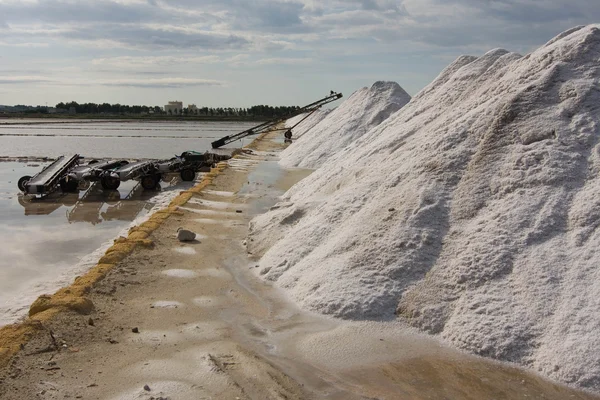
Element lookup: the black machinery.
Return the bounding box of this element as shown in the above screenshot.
[18,151,230,197]
[211,91,343,149]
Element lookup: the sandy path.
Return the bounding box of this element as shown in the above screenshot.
[1,132,598,400]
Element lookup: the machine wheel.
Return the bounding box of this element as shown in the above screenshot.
[101,175,120,190]
[141,175,159,190]
[17,175,32,192]
[87,159,99,165]
[60,177,79,193]
[284,130,292,139]
[180,169,195,182]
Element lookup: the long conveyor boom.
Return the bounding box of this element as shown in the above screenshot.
[211,91,343,148]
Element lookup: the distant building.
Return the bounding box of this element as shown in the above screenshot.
[188,104,198,115]
[164,101,183,115]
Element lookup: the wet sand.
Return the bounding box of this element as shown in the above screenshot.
[0,131,598,399]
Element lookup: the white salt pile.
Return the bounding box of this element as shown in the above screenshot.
[280,81,411,169]
[249,25,600,392]
[285,109,331,139]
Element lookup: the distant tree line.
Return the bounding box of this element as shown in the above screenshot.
[6,105,49,114]
[54,102,301,118]
[55,102,161,114]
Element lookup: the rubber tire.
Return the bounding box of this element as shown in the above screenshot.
[18,175,32,192]
[101,175,120,190]
[284,130,292,139]
[141,175,159,190]
[87,159,99,165]
[60,178,79,193]
[180,169,195,182]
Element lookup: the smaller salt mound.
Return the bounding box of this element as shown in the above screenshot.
[285,109,331,138]
[279,81,411,169]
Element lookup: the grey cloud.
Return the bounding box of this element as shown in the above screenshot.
[160,0,310,33]
[0,77,52,84]
[241,1,306,30]
[459,0,600,23]
[101,78,225,88]
[314,11,389,28]
[2,0,600,55]
[324,0,600,50]
[358,0,407,14]
[66,25,250,50]
[0,1,163,24]
[0,69,45,74]
[93,69,169,76]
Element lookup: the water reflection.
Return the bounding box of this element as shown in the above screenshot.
[17,193,78,216]
[17,182,156,225]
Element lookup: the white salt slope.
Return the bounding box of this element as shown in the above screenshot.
[279,81,411,169]
[248,25,600,391]
[285,109,331,139]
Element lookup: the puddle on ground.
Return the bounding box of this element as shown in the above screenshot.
[237,160,288,216]
[192,296,221,308]
[178,207,237,217]
[203,190,235,197]
[173,247,197,255]
[161,269,199,278]
[188,198,246,209]
[151,300,185,309]
[196,268,232,280]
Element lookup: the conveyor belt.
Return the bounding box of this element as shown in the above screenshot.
[24,154,80,195]
[211,92,343,149]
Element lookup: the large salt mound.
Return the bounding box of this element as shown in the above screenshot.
[248,25,600,391]
[279,81,411,169]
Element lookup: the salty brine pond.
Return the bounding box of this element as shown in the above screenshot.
[0,120,257,159]
[0,120,254,326]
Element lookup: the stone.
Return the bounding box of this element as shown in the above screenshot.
[176,228,196,242]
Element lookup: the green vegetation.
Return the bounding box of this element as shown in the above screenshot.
[52,102,301,119]
[0,102,303,121]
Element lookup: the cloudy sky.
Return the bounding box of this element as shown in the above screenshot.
[0,0,599,108]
